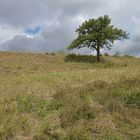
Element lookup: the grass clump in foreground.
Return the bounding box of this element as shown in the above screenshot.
[0,52,140,139]
[124,92,140,109]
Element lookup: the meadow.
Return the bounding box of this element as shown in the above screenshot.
[0,51,140,140]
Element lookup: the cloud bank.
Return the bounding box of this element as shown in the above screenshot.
[0,0,140,56]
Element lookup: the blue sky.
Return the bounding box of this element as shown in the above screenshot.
[24,26,41,35]
[0,0,140,56]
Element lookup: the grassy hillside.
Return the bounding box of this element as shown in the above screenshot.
[0,51,140,140]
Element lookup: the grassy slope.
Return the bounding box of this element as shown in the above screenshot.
[0,52,140,140]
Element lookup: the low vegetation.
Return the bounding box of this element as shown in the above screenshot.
[0,52,140,140]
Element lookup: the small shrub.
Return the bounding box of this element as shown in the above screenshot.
[123,54,134,58]
[65,54,96,63]
[123,62,127,67]
[17,115,30,131]
[124,92,140,109]
[51,53,55,56]
[104,53,109,56]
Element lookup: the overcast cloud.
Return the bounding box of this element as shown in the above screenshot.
[0,0,140,56]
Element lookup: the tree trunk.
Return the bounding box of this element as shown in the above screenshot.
[96,47,100,62]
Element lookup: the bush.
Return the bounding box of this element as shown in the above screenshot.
[123,54,134,58]
[65,54,96,63]
[124,92,140,109]
[104,53,109,56]
[51,53,55,56]
[17,115,30,132]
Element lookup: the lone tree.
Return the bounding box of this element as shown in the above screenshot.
[68,15,128,62]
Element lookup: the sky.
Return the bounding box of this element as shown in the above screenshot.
[0,0,140,56]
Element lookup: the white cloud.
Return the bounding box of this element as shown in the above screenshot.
[0,0,140,56]
[0,25,21,44]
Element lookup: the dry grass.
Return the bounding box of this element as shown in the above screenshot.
[0,51,140,140]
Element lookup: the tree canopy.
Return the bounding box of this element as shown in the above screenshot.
[68,15,129,62]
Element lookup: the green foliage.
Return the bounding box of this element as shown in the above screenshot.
[17,115,31,135]
[124,92,140,109]
[69,15,128,50]
[68,15,128,61]
[104,53,109,56]
[51,53,55,56]
[65,53,96,63]
[123,54,134,58]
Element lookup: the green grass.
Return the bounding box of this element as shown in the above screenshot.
[0,51,140,140]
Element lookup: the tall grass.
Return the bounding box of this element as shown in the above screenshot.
[0,52,140,139]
